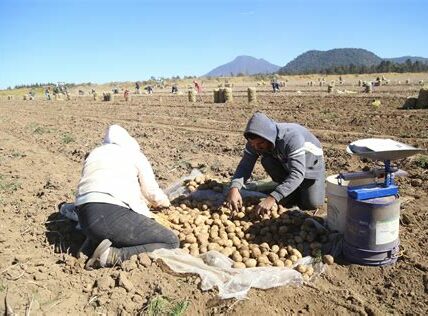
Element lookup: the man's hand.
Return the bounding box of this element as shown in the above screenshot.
[255,195,276,217]
[226,187,243,212]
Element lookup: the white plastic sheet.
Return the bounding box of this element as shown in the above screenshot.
[149,248,325,300]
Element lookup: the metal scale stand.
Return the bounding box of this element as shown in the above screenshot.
[337,138,425,265]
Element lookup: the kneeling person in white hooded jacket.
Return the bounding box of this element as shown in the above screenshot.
[75,124,179,269]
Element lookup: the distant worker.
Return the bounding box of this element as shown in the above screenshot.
[45,87,51,100]
[193,80,202,94]
[135,82,141,94]
[145,86,153,94]
[271,79,280,93]
[171,83,178,94]
[124,89,130,101]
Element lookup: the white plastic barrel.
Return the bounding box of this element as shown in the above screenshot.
[326,174,374,233]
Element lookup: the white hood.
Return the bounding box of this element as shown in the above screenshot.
[103,124,140,152]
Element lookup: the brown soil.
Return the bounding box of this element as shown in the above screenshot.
[0,81,427,315]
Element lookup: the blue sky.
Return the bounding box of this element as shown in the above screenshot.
[0,0,427,89]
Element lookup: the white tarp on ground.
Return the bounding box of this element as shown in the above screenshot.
[149,248,325,300]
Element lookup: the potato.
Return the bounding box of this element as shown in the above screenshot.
[258,263,268,267]
[211,224,219,231]
[245,259,257,268]
[278,248,288,258]
[217,239,226,246]
[232,236,241,247]
[209,230,218,239]
[295,264,307,273]
[178,233,186,241]
[260,242,270,250]
[290,249,302,259]
[271,245,280,253]
[240,249,250,258]
[219,231,228,240]
[306,266,314,277]
[207,243,219,251]
[194,216,205,225]
[220,214,228,222]
[199,245,208,254]
[245,233,255,241]
[232,262,246,269]
[302,273,310,282]
[213,219,222,226]
[188,185,196,192]
[322,255,334,265]
[241,240,249,247]
[185,235,197,244]
[289,255,298,263]
[268,253,279,262]
[188,180,197,187]
[227,232,236,239]
[236,231,245,239]
[226,226,235,233]
[194,175,205,184]
[232,251,243,262]
[212,213,220,220]
[224,239,233,247]
[250,247,262,258]
[236,212,245,219]
[274,260,285,267]
[257,255,270,265]
[221,247,233,257]
[284,259,293,267]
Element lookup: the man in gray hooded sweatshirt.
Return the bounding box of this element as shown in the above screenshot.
[226,112,325,214]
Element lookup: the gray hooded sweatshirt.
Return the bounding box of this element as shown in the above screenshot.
[230,112,324,202]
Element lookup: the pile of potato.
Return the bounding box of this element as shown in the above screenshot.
[162,193,335,280]
[184,175,224,193]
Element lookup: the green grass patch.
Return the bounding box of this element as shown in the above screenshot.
[142,296,189,316]
[28,123,52,135]
[61,132,75,144]
[0,174,21,192]
[11,150,26,158]
[414,155,428,169]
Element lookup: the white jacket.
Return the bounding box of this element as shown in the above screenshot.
[75,125,169,217]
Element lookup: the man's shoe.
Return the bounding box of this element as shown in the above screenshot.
[85,239,112,270]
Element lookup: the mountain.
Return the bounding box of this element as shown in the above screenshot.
[279,48,382,74]
[384,56,428,64]
[205,55,280,77]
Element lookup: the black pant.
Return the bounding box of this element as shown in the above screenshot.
[76,203,179,261]
[261,155,325,210]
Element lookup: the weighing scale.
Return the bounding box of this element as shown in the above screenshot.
[338,138,425,199]
[337,138,425,265]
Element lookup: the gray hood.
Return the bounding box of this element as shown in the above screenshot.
[244,112,277,146]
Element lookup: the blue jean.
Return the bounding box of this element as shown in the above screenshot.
[76,203,179,261]
[261,155,325,209]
